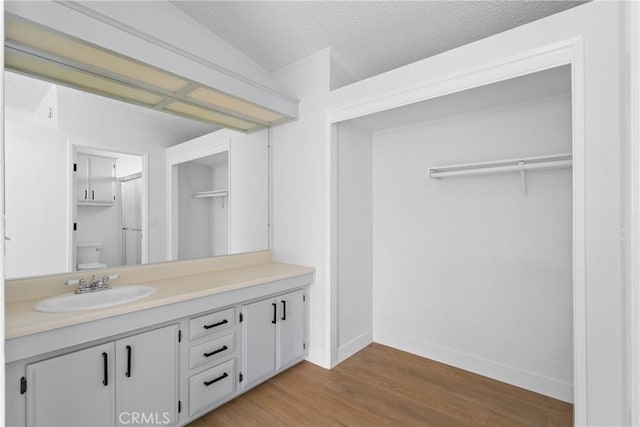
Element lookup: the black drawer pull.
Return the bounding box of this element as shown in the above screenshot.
[203,319,228,330]
[204,345,228,358]
[102,352,108,386]
[126,345,132,378]
[91,190,95,200]
[203,372,228,386]
[281,300,287,321]
[272,303,277,324]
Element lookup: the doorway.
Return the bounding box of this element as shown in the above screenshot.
[72,145,147,270]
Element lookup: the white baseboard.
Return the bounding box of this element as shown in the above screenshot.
[337,330,373,364]
[374,331,573,403]
[306,346,331,369]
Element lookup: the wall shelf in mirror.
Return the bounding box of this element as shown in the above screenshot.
[192,190,229,199]
[193,189,229,208]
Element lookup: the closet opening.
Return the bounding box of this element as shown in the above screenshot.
[332,65,574,404]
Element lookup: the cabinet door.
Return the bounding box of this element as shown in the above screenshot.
[278,290,305,368]
[26,342,115,427]
[76,154,90,201]
[89,156,115,203]
[242,298,277,387]
[115,324,179,427]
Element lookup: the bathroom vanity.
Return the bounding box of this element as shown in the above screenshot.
[4,252,313,426]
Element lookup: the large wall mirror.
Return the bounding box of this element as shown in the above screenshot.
[4,70,270,280]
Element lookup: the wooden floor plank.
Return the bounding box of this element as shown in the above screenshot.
[189,343,573,426]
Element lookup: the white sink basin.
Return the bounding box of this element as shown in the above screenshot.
[34,285,156,313]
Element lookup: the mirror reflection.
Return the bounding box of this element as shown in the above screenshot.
[74,146,143,271]
[4,71,270,280]
[178,152,229,260]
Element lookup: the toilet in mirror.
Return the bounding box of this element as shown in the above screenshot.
[76,242,106,271]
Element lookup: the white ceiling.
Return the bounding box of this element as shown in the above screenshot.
[169,1,586,80]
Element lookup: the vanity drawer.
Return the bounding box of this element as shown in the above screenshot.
[189,359,235,416]
[190,333,235,369]
[189,307,235,341]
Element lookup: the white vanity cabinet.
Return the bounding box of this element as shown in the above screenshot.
[6,269,313,427]
[25,342,115,427]
[115,325,180,427]
[76,154,116,205]
[24,324,179,427]
[241,289,306,387]
[185,306,239,417]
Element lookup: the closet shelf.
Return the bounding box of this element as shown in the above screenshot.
[192,189,229,199]
[428,153,572,179]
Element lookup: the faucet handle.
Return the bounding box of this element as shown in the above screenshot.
[65,278,87,288]
[66,278,88,294]
[100,274,118,288]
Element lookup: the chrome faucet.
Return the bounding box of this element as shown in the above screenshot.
[65,274,118,294]
[88,275,113,291]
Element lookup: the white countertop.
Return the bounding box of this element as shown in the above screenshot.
[5,261,314,340]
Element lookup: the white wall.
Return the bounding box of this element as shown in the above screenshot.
[271,51,332,367]
[116,155,142,179]
[372,95,573,401]
[178,163,215,259]
[228,130,269,254]
[4,122,68,278]
[336,122,373,361]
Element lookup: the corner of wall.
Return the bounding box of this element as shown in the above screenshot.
[269,47,333,370]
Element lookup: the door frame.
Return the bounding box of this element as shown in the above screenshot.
[626,1,640,424]
[326,37,587,422]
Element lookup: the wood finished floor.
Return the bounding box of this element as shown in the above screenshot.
[189,343,572,427]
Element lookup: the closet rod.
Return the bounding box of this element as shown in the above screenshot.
[428,153,572,179]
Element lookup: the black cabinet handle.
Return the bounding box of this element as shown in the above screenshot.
[84,190,88,200]
[126,345,132,378]
[203,372,228,386]
[272,303,277,324]
[102,352,108,386]
[281,300,287,321]
[203,319,228,330]
[204,345,228,358]
[91,190,95,200]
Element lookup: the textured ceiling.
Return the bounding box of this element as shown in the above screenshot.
[169,1,586,80]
